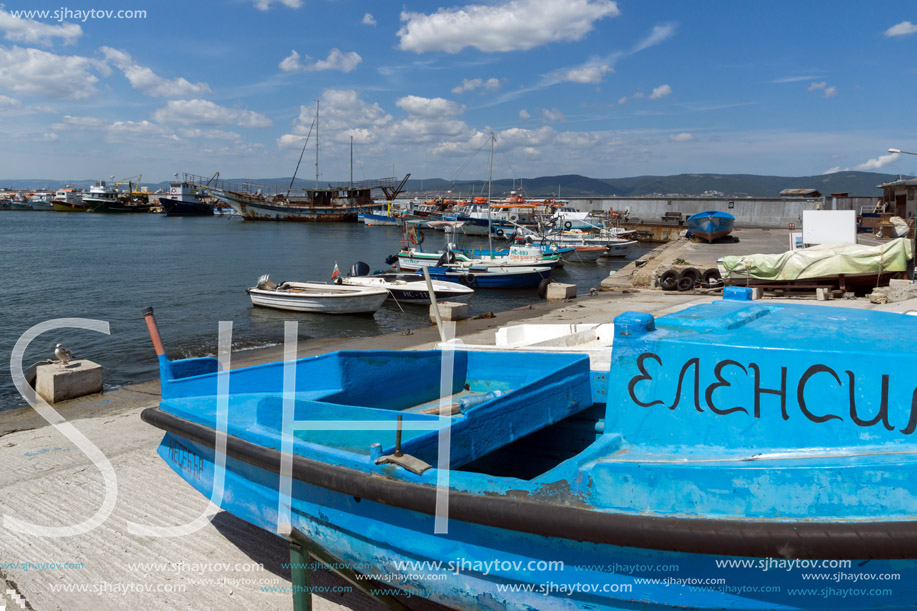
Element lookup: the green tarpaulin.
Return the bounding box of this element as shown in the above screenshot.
[721,238,914,281]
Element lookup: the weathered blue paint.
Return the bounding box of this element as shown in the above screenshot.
[146,296,917,610]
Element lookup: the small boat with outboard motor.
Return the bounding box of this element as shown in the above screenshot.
[341,262,474,304]
[246,274,389,315]
[141,288,917,610]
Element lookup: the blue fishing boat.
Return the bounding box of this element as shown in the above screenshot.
[141,292,917,610]
[421,264,551,289]
[686,209,735,243]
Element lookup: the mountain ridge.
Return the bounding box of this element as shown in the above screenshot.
[0,171,901,197]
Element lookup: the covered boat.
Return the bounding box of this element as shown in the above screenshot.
[160,181,213,216]
[246,275,388,314]
[142,292,917,610]
[424,264,551,289]
[720,238,913,291]
[687,209,735,242]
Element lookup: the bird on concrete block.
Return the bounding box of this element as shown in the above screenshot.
[54,344,73,368]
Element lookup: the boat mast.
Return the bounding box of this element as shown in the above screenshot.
[315,100,319,190]
[350,136,353,188]
[487,131,495,259]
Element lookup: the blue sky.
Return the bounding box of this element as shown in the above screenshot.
[1,0,917,182]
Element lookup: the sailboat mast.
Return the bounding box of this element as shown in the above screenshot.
[487,131,494,258]
[350,136,353,188]
[315,100,319,190]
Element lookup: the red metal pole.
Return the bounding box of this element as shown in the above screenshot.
[142,307,166,356]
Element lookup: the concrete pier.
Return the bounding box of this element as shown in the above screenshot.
[3,289,917,610]
[35,360,103,404]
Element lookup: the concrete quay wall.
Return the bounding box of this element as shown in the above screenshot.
[565,196,879,228]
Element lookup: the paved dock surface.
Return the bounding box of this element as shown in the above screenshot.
[2,284,916,611]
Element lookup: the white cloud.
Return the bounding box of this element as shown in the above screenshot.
[808,81,837,98]
[885,21,917,37]
[632,23,676,52]
[253,0,301,10]
[0,8,81,46]
[398,0,619,53]
[519,109,530,120]
[279,48,362,73]
[855,153,898,171]
[362,13,376,26]
[617,96,627,104]
[556,62,613,84]
[0,46,102,99]
[101,47,210,97]
[824,152,899,174]
[39,132,58,142]
[542,108,565,123]
[107,120,179,142]
[668,132,695,143]
[179,128,242,140]
[0,93,18,107]
[51,115,105,130]
[773,75,823,83]
[451,77,501,94]
[152,99,272,128]
[649,84,671,99]
[397,95,465,118]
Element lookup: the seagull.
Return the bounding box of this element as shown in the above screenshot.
[54,344,73,368]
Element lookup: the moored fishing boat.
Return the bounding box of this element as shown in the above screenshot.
[84,178,152,213]
[26,191,54,210]
[686,209,735,243]
[423,264,551,289]
[160,181,213,216]
[142,290,917,610]
[51,188,87,211]
[247,274,389,314]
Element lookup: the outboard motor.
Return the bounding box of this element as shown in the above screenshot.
[436,251,457,266]
[256,274,276,290]
[384,254,399,266]
[349,261,371,277]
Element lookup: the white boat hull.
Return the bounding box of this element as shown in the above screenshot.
[248,282,389,314]
[343,276,474,304]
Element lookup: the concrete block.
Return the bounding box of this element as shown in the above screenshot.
[430,301,470,322]
[750,287,764,300]
[816,287,830,301]
[546,283,577,301]
[887,279,917,303]
[35,360,103,404]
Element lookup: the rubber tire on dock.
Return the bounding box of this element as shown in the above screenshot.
[537,278,553,299]
[678,267,701,286]
[676,276,695,292]
[702,268,723,288]
[659,270,679,291]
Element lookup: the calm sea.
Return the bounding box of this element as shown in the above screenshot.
[0,211,644,411]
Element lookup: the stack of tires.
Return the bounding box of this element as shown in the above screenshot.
[660,267,722,292]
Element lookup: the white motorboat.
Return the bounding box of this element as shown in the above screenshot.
[341,262,473,304]
[247,275,389,314]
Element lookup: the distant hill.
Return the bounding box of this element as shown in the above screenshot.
[0,171,899,197]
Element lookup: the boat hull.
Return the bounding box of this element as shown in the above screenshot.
[215,190,367,222]
[160,197,214,216]
[362,212,403,226]
[686,211,735,243]
[343,276,474,304]
[51,200,88,212]
[147,415,917,611]
[425,265,550,289]
[561,246,607,262]
[248,283,388,314]
[86,199,152,213]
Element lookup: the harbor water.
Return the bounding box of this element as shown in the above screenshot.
[0,211,645,411]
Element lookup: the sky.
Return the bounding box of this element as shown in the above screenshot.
[1,0,917,183]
